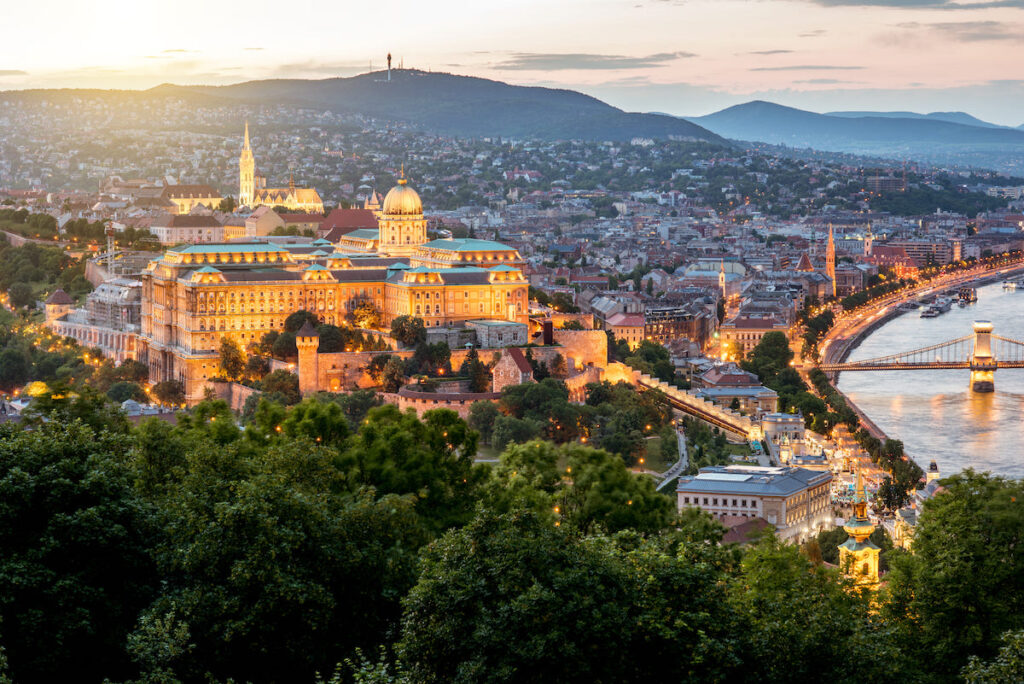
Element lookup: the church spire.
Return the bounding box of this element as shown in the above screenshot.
[243,120,251,151]
[826,222,837,299]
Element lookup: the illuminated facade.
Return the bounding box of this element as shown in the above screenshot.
[139,178,528,402]
[839,467,881,587]
[239,122,324,213]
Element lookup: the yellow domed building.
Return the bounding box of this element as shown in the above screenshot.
[839,467,881,588]
[139,167,531,403]
[378,171,427,256]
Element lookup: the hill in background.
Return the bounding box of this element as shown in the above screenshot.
[686,101,1024,173]
[149,70,725,144]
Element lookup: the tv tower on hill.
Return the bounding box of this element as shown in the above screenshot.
[387,52,392,81]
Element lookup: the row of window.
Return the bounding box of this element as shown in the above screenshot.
[681,496,759,509]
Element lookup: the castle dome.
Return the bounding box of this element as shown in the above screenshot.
[382,177,422,216]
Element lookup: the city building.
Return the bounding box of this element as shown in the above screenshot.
[676,465,833,542]
[839,467,881,587]
[162,184,223,214]
[139,178,529,402]
[239,123,324,213]
[150,214,224,245]
[719,313,790,357]
[48,278,142,363]
[605,312,645,349]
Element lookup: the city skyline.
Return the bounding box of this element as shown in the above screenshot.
[2,0,1023,124]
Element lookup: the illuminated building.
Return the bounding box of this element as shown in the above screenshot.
[239,122,324,213]
[676,464,833,542]
[838,467,880,587]
[139,177,529,402]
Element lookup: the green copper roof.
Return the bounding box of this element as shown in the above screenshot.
[194,266,221,273]
[303,264,329,271]
[420,238,516,252]
[839,537,880,552]
[343,229,379,240]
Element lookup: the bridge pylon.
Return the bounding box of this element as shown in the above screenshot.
[970,320,996,393]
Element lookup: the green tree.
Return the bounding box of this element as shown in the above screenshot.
[261,369,300,405]
[317,324,345,353]
[881,470,1024,679]
[351,301,382,330]
[107,380,147,403]
[284,310,320,333]
[335,406,482,533]
[244,354,270,381]
[398,510,738,683]
[732,536,906,683]
[549,353,568,379]
[467,400,500,445]
[963,629,1024,684]
[0,348,29,392]
[218,337,245,381]
[459,347,491,392]
[272,330,298,359]
[390,315,427,348]
[0,421,157,682]
[151,379,186,407]
[381,357,406,393]
[7,282,33,308]
[140,439,426,683]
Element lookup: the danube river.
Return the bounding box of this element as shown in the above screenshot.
[838,281,1024,478]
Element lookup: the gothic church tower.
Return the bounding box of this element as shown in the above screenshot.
[239,122,255,207]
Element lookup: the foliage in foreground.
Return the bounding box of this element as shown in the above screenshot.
[0,391,1022,683]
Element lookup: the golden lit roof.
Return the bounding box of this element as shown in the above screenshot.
[382,176,422,216]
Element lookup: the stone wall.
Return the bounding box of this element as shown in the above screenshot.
[550,329,608,369]
[291,347,491,393]
[395,385,501,420]
[207,380,261,412]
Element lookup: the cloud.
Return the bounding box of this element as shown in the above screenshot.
[897,20,1024,40]
[272,60,369,78]
[794,78,862,83]
[493,51,696,71]
[807,0,1024,8]
[799,29,828,37]
[749,49,794,55]
[162,49,198,54]
[0,70,27,76]
[244,47,264,51]
[751,65,865,71]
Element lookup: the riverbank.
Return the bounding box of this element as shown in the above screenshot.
[818,261,1024,474]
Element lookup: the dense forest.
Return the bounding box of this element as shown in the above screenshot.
[0,386,1022,683]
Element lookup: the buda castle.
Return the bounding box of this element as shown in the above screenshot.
[238,123,324,213]
[140,176,529,402]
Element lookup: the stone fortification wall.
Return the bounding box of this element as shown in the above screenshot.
[394,386,501,419]
[605,361,755,439]
[207,381,261,412]
[289,347,491,392]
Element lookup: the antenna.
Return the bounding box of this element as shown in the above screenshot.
[387,52,392,82]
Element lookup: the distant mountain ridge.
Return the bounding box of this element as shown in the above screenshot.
[826,110,1007,129]
[686,101,1024,171]
[147,70,724,143]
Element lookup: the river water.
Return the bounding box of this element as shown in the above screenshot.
[838,281,1024,478]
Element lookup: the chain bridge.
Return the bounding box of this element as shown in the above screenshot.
[819,321,1024,392]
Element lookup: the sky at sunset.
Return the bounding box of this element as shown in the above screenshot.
[3,0,1023,124]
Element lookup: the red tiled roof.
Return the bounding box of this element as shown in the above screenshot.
[321,208,378,235]
[506,347,534,375]
[607,312,645,327]
[278,213,325,224]
[46,289,73,305]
